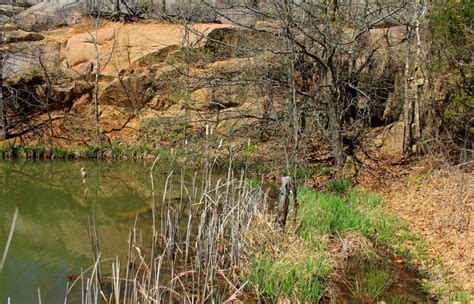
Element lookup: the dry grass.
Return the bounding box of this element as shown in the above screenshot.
[64,158,271,303]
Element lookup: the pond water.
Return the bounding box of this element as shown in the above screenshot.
[0,160,198,303]
[0,160,434,303]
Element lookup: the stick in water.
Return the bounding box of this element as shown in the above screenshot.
[0,203,19,272]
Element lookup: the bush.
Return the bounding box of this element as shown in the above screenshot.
[429,1,473,145]
[0,142,15,158]
[429,1,474,66]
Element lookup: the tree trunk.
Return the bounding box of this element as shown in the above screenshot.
[328,99,343,166]
[0,105,7,141]
[412,3,427,150]
[161,0,166,14]
[403,26,412,153]
[0,28,6,141]
[327,69,344,166]
[93,29,100,139]
[115,0,120,15]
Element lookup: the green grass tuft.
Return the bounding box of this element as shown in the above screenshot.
[245,178,262,190]
[248,253,327,302]
[49,146,75,159]
[327,178,353,193]
[317,167,331,176]
[296,188,399,245]
[354,266,391,302]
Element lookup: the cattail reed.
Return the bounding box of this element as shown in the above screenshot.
[65,154,269,303]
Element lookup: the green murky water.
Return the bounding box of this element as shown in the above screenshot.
[0,160,196,303]
[0,160,433,303]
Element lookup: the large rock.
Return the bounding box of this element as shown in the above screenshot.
[3,39,62,78]
[380,121,404,157]
[1,23,19,31]
[189,86,245,111]
[35,81,92,111]
[99,74,153,109]
[63,22,229,76]
[190,88,213,110]
[15,1,84,31]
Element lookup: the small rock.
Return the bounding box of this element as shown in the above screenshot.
[4,30,44,43]
[2,23,18,31]
[190,88,213,110]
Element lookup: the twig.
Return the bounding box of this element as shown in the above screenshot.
[0,203,19,272]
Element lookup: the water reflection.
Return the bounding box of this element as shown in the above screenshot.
[0,160,194,303]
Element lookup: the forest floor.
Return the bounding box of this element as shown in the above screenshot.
[374,158,473,300]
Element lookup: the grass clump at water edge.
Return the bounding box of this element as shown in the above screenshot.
[242,186,404,302]
[297,188,399,245]
[353,265,392,302]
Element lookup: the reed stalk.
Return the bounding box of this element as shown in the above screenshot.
[67,159,267,303]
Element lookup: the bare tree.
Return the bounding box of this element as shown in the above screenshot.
[403,23,413,153]
[209,0,412,165]
[402,1,427,153]
[85,3,116,140]
[412,1,427,148]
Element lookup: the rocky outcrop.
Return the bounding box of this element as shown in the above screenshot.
[0,22,283,146]
[38,81,93,111]
[62,22,230,76]
[4,74,92,113]
[15,1,84,31]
